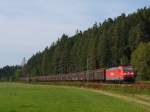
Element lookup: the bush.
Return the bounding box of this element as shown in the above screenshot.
[15,69,22,80]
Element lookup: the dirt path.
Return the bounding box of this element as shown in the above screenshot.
[59,85,150,108]
[91,89,150,106]
[80,88,150,111]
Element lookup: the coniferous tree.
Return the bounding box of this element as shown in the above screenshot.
[25,7,150,80]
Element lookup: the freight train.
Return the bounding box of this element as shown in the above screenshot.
[20,66,136,83]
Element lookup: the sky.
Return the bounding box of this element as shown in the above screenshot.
[0,0,150,67]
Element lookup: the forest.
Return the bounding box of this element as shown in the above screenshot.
[0,7,150,80]
[0,66,21,81]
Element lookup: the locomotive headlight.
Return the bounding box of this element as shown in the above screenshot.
[123,73,127,75]
[130,72,134,75]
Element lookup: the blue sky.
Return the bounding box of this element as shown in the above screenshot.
[0,0,150,67]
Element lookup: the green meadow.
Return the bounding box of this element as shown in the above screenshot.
[0,83,148,112]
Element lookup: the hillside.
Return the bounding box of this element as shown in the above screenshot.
[21,7,150,79]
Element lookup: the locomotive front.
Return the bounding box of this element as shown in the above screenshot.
[122,66,136,82]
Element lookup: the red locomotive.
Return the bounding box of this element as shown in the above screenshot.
[21,66,136,83]
[105,66,136,82]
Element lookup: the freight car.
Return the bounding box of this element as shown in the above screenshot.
[30,68,105,82]
[21,66,136,83]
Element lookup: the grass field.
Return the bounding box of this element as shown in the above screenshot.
[0,83,149,112]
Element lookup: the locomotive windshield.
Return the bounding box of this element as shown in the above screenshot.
[123,67,133,72]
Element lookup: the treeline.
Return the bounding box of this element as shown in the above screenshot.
[25,7,150,80]
[0,65,21,81]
